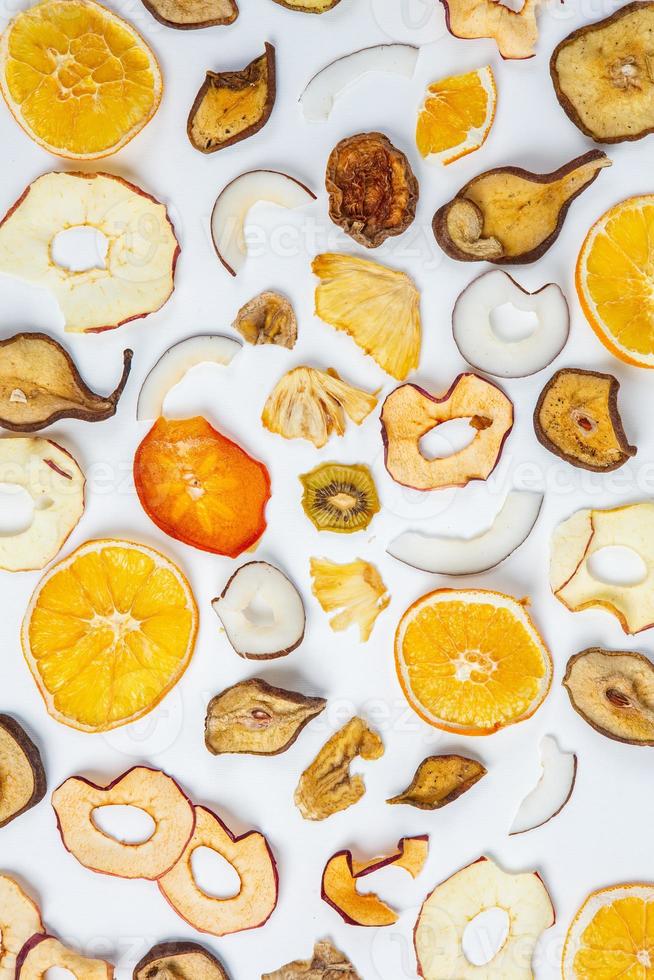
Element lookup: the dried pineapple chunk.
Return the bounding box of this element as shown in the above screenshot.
[312,253,421,380]
[310,557,390,642]
[262,367,377,449]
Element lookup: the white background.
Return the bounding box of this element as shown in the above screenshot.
[1,0,653,976]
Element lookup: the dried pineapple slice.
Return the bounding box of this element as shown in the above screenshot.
[312,253,421,380]
[310,557,389,642]
[262,367,377,449]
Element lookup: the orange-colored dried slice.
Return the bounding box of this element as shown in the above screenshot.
[395,588,552,735]
[577,195,654,367]
[21,539,197,732]
[416,66,496,165]
[134,416,270,558]
[562,882,654,978]
[0,0,162,159]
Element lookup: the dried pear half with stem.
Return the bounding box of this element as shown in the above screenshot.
[433,150,611,263]
[441,0,541,59]
[300,462,380,533]
[563,648,654,745]
[140,0,237,28]
[551,3,654,144]
[0,334,132,432]
[233,291,296,348]
[534,368,636,471]
[188,45,275,153]
[387,755,486,810]
[205,678,326,755]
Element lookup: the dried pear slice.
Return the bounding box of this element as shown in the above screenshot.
[563,647,654,745]
[300,462,380,533]
[133,941,229,980]
[140,0,237,27]
[294,716,384,821]
[433,150,611,263]
[271,0,339,12]
[534,368,636,471]
[188,45,275,153]
[441,0,542,59]
[551,3,654,144]
[262,941,361,979]
[387,755,486,810]
[0,715,46,827]
[551,502,654,634]
[205,678,326,755]
[0,334,131,432]
[233,291,296,347]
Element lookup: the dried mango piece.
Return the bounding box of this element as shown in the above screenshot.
[310,557,389,642]
[188,45,276,153]
[294,716,383,820]
[387,755,486,810]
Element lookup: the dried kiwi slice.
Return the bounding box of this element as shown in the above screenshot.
[300,462,379,533]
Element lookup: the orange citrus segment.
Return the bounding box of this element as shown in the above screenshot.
[395,589,551,735]
[563,883,654,978]
[0,0,161,159]
[21,539,197,732]
[416,66,496,165]
[577,196,654,367]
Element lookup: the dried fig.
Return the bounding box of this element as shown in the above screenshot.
[387,754,486,810]
[188,45,275,153]
[205,679,326,755]
[534,368,636,471]
[294,716,384,820]
[326,132,418,247]
[233,291,296,348]
[262,941,361,979]
[563,647,654,745]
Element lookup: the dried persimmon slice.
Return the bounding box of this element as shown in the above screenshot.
[134,416,270,557]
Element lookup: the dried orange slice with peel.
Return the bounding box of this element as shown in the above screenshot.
[134,416,271,558]
[395,589,552,735]
[21,539,197,733]
[0,0,162,159]
[577,195,654,367]
[416,66,496,165]
[562,882,654,978]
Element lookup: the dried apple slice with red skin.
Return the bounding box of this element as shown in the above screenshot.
[440,0,541,59]
[0,715,46,827]
[134,416,270,557]
[52,766,195,880]
[381,374,513,490]
[16,935,113,980]
[133,941,229,980]
[322,836,429,926]
[0,876,44,980]
[158,804,278,936]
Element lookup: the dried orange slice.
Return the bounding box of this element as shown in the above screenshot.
[416,66,496,165]
[134,416,271,558]
[577,196,654,367]
[562,882,654,978]
[21,539,197,733]
[0,0,162,159]
[395,589,551,735]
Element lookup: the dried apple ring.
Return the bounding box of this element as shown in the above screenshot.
[16,935,113,980]
[381,374,513,490]
[0,875,44,980]
[134,416,270,557]
[158,805,278,936]
[52,766,195,880]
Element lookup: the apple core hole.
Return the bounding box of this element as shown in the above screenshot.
[45,968,77,980]
[420,418,478,460]
[587,546,647,587]
[490,303,539,342]
[191,846,241,899]
[92,804,156,844]
[0,483,34,535]
[462,907,510,966]
[52,226,108,273]
[243,594,275,627]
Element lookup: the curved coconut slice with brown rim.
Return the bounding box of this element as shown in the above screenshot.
[0,876,43,980]
[133,941,229,980]
[16,935,113,980]
[52,766,195,879]
[0,173,179,333]
[509,735,577,834]
[140,0,237,27]
[441,0,541,59]
[158,804,278,936]
[564,647,654,745]
[0,715,46,827]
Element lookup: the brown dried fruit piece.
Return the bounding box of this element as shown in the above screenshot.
[140,0,237,28]
[564,648,654,745]
[387,755,486,810]
[326,132,418,247]
[233,291,296,348]
[295,716,384,820]
[0,714,46,828]
[433,150,610,263]
[262,941,361,980]
[133,941,229,980]
[441,0,541,59]
[534,368,635,472]
[551,3,654,143]
[205,678,326,755]
[188,45,275,153]
[0,334,131,432]
[270,0,340,13]
[0,875,44,980]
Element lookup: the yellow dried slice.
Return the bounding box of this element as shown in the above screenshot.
[310,557,389,642]
[562,883,654,979]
